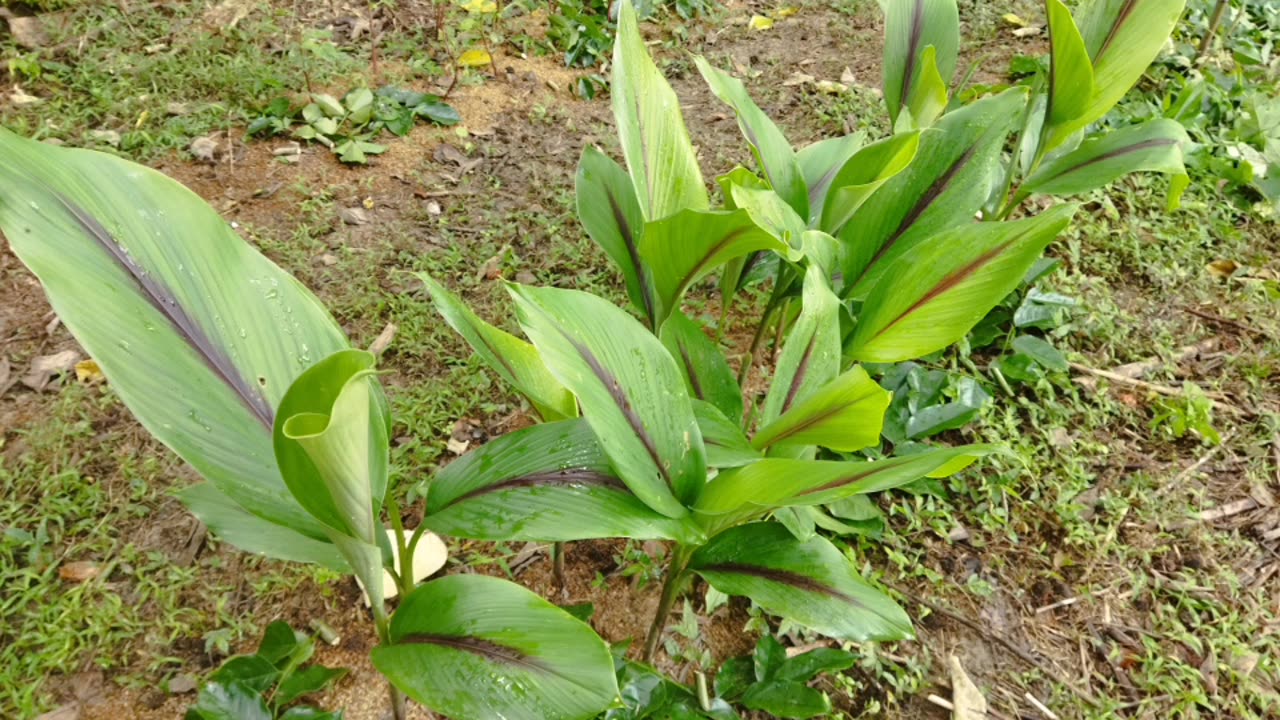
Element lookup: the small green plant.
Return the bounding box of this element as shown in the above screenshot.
[185,621,347,720]
[713,635,857,719]
[249,86,459,164]
[1151,382,1223,445]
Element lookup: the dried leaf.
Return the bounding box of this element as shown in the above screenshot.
[815,80,848,94]
[841,67,857,85]
[4,13,48,49]
[189,135,219,163]
[773,6,800,19]
[949,655,987,719]
[74,359,104,384]
[783,72,815,87]
[369,322,398,357]
[1207,259,1239,279]
[749,15,775,31]
[1002,13,1028,27]
[447,436,470,455]
[460,0,497,12]
[34,705,78,720]
[458,48,493,68]
[8,86,42,106]
[167,674,199,694]
[22,349,79,391]
[339,207,369,225]
[0,357,10,391]
[87,130,121,148]
[1012,25,1043,38]
[59,561,102,583]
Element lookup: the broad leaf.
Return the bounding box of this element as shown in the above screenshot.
[796,134,865,224]
[694,400,762,469]
[640,208,790,326]
[510,284,705,517]
[424,420,704,544]
[842,88,1027,298]
[729,183,808,248]
[176,483,347,570]
[1042,0,1095,152]
[417,272,576,420]
[187,682,272,720]
[612,0,708,220]
[576,146,656,324]
[696,57,808,218]
[778,648,857,681]
[882,0,959,127]
[0,128,349,554]
[901,45,948,130]
[695,445,992,515]
[209,656,279,695]
[689,523,912,641]
[273,666,348,708]
[819,131,921,235]
[373,575,618,720]
[751,366,890,453]
[741,681,831,719]
[660,311,744,424]
[846,205,1077,362]
[1021,119,1190,206]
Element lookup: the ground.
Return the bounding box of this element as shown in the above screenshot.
[1,1,1278,719]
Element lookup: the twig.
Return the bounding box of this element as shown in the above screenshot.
[1069,362,1245,416]
[1181,305,1266,337]
[926,694,954,711]
[890,584,1102,708]
[1198,498,1258,523]
[1034,596,1079,614]
[1102,339,1218,381]
[1025,692,1060,720]
[1155,429,1237,496]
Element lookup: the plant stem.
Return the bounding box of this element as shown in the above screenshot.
[372,604,408,720]
[1196,0,1230,62]
[552,541,566,592]
[642,545,691,663]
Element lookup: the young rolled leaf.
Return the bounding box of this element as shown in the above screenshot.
[575,146,656,324]
[899,45,949,130]
[1020,118,1191,205]
[639,208,791,326]
[882,0,960,127]
[696,57,808,218]
[1041,0,1095,152]
[695,445,992,516]
[796,133,865,224]
[819,131,921,235]
[694,400,762,469]
[841,88,1027,299]
[612,0,708,220]
[372,575,619,720]
[417,272,577,421]
[424,419,704,544]
[0,128,349,555]
[509,284,706,517]
[273,349,390,610]
[660,311,744,424]
[846,205,1077,363]
[751,366,891,453]
[689,522,912,641]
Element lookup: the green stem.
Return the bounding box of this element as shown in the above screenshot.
[642,545,692,664]
[552,541,566,591]
[385,495,415,598]
[372,604,408,720]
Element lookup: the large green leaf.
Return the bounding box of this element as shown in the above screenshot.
[1042,0,1095,152]
[819,132,921,235]
[696,57,808,218]
[751,366,890,453]
[694,400,761,469]
[639,208,790,325]
[841,88,1027,299]
[689,523,912,641]
[659,311,744,424]
[424,420,703,544]
[846,206,1077,363]
[1021,119,1190,204]
[796,134,865,224]
[612,0,708,220]
[372,575,619,720]
[176,484,347,571]
[417,272,576,421]
[729,183,808,249]
[0,128,349,555]
[575,146,655,324]
[882,0,959,127]
[695,445,993,515]
[509,284,705,517]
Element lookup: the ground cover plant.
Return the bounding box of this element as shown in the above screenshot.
[2,0,1278,718]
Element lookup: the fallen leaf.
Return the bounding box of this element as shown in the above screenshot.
[458,48,493,68]
[841,67,857,85]
[34,705,78,720]
[446,436,470,455]
[949,655,987,719]
[203,0,253,30]
[357,528,449,605]
[515,270,536,285]
[815,80,848,94]
[783,72,815,87]
[189,135,219,163]
[0,358,10,391]
[339,207,369,226]
[88,129,121,147]
[75,359,104,384]
[476,255,501,282]
[9,86,42,106]
[167,674,198,694]
[461,0,497,12]
[1012,25,1043,38]
[1002,13,1027,27]
[23,350,80,391]
[425,200,442,216]
[1207,259,1239,279]
[773,6,800,19]
[369,322,398,357]
[749,15,774,30]
[320,253,339,266]
[59,561,102,583]
[3,13,48,49]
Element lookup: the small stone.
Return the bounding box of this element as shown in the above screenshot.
[189,135,219,163]
[59,561,101,583]
[425,200,442,216]
[320,253,339,267]
[167,674,198,694]
[339,207,369,225]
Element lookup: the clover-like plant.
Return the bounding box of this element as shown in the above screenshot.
[0,130,619,720]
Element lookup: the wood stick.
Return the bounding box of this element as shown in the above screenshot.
[1069,362,1245,416]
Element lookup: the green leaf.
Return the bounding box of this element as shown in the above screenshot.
[1021,119,1190,206]
[694,400,762,469]
[417,272,576,421]
[741,681,831,719]
[413,101,461,125]
[273,665,348,708]
[176,484,347,571]
[209,656,280,695]
[510,284,705,518]
[372,575,618,720]
[640,208,789,326]
[689,522,912,641]
[312,93,345,117]
[777,648,857,682]
[0,128,350,556]
[796,134,864,223]
[759,247,841,429]
[278,708,341,720]
[841,88,1027,299]
[819,131,921,235]
[753,634,786,682]
[257,621,311,670]
[714,656,755,700]
[1012,335,1068,371]
[424,419,704,544]
[694,445,992,515]
[695,57,808,218]
[660,311,744,424]
[576,146,656,324]
[901,45,949,130]
[729,183,808,249]
[1042,0,1095,151]
[882,0,959,127]
[846,206,1077,362]
[751,366,890,453]
[188,682,272,720]
[612,0,708,219]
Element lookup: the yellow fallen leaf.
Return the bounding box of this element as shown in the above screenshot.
[1003,13,1027,27]
[815,80,848,94]
[773,6,799,18]
[1207,259,1239,279]
[460,0,496,12]
[75,359,104,384]
[749,15,774,30]
[457,48,492,68]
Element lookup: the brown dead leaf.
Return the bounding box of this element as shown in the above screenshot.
[446,437,470,455]
[203,0,253,30]
[369,322,398,357]
[949,655,987,719]
[476,255,502,282]
[9,86,42,106]
[0,357,10,391]
[23,350,80,391]
[189,135,220,163]
[3,12,48,49]
[783,72,816,87]
[339,207,370,226]
[59,561,102,583]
